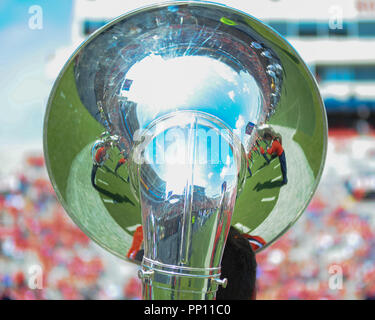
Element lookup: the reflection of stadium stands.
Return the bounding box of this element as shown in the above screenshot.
[192,185,206,199]
[139,163,167,202]
[119,99,139,144]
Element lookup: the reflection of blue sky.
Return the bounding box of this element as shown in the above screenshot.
[126,55,262,134]
[0,0,72,146]
[143,123,237,198]
[128,54,260,195]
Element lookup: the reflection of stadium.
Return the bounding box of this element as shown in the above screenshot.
[118,98,139,153]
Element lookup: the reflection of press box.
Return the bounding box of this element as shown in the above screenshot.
[245,121,255,135]
[122,78,133,91]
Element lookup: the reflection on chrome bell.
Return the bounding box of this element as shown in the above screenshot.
[44,1,327,300]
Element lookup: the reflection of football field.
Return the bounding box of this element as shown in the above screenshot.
[233,125,315,245]
[233,155,282,232]
[46,64,141,259]
[66,144,140,259]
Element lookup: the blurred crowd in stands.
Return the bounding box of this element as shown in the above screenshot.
[0,155,142,300]
[257,129,375,300]
[1,130,375,300]
[256,199,375,299]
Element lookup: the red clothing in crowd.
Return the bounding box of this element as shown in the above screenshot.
[267,139,284,157]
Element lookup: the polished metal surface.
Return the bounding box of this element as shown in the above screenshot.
[134,110,243,298]
[44,1,327,300]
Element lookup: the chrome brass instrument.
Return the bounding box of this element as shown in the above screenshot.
[44,1,327,300]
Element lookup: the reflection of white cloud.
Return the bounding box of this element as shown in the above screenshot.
[228,90,235,102]
[220,166,228,179]
[127,55,238,123]
[235,115,245,130]
[125,54,262,129]
[220,156,231,179]
[165,164,189,195]
[226,155,231,166]
[208,172,213,179]
[164,164,208,194]
[242,83,251,94]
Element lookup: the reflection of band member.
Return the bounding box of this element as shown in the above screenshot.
[247,153,252,177]
[127,225,143,260]
[115,157,130,183]
[91,142,111,190]
[115,158,127,173]
[264,133,287,185]
[114,150,130,183]
[255,138,270,164]
[221,181,227,193]
[258,143,270,165]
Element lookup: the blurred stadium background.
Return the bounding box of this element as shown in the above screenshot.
[1,0,375,299]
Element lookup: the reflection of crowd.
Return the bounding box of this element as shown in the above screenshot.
[0,155,141,300]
